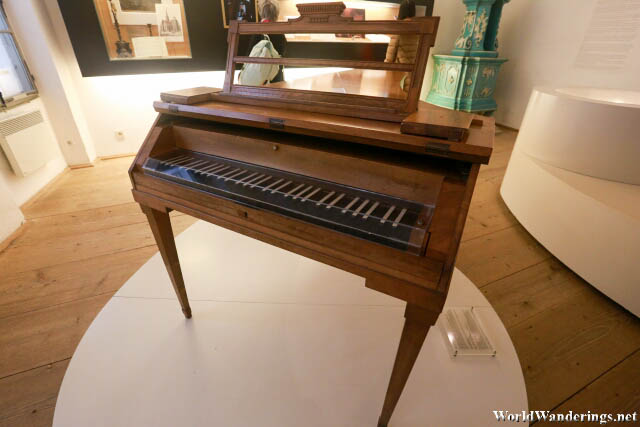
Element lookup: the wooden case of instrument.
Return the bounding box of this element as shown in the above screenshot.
[131,96,493,313]
[129,5,493,425]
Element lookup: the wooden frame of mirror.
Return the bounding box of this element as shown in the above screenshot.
[217,2,440,122]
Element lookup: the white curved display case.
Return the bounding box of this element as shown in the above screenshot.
[501,87,640,316]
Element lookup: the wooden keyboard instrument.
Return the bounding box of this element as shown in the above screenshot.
[130,4,493,426]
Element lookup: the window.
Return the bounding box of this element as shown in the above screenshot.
[0,2,37,109]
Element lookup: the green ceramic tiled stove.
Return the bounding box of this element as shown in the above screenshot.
[426,0,509,114]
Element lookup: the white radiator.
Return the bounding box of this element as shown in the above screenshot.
[0,109,58,177]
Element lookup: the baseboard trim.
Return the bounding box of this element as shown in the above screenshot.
[0,224,25,254]
[68,163,95,170]
[496,123,518,132]
[19,167,70,211]
[99,153,136,160]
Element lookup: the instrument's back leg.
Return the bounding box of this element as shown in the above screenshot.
[378,304,439,427]
[142,205,192,319]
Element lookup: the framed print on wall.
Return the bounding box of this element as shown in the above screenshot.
[111,0,160,25]
[58,0,230,76]
[93,0,191,60]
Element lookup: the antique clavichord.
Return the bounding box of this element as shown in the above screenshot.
[130,4,493,426]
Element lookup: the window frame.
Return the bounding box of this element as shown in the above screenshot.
[0,0,38,110]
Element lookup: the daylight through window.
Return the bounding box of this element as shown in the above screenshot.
[0,4,37,108]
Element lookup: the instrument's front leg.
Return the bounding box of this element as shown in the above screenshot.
[141,205,192,319]
[378,304,439,427]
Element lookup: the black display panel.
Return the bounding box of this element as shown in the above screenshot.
[57,0,229,76]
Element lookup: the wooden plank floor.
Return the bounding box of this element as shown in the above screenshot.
[1,129,638,426]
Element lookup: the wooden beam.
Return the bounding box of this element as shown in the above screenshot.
[233,57,414,72]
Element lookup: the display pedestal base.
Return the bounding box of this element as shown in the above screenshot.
[501,144,640,317]
[426,55,506,113]
[54,221,527,427]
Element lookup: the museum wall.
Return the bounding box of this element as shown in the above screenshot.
[430,0,640,128]
[0,173,24,243]
[493,0,640,128]
[0,2,68,216]
[5,0,96,166]
[0,98,67,206]
[58,70,227,158]
[20,0,640,160]
[42,0,227,158]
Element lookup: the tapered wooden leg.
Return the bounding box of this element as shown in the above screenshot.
[377,304,439,427]
[142,206,192,319]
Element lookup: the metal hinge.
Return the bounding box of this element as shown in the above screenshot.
[425,141,450,155]
[269,118,285,129]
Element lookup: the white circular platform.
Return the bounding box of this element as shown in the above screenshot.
[54,221,527,427]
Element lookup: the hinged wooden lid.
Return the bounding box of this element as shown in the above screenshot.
[401,103,476,142]
[153,96,493,164]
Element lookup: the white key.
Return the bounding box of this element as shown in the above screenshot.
[263,178,283,192]
[177,159,200,168]
[302,187,321,202]
[392,208,407,228]
[352,199,369,216]
[341,197,359,213]
[380,206,396,224]
[197,163,221,173]
[219,168,240,178]
[326,193,345,209]
[237,172,257,183]
[362,201,379,220]
[165,154,186,161]
[272,180,292,194]
[182,160,206,169]
[163,155,188,164]
[189,160,210,170]
[225,170,246,181]
[285,183,305,197]
[251,175,272,188]
[206,165,229,175]
[244,173,265,187]
[292,185,313,200]
[172,157,195,165]
[316,191,335,206]
[192,161,213,171]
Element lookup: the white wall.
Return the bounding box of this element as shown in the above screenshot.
[494,0,640,128]
[0,174,23,243]
[0,98,67,206]
[41,0,227,158]
[428,0,640,128]
[5,0,96,165]
[72,71,226,157]
[38,0,640,160]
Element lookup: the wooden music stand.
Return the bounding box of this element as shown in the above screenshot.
[217,2,439,122]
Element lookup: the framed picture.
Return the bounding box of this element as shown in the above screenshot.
[112,0,161,25]
[92,0,191,61]
[156,3,184,42]
[220,0,258,29]
[119,0,160,11]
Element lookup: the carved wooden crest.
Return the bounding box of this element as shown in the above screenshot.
[289,2,351,24]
